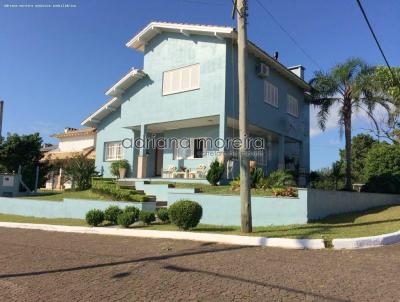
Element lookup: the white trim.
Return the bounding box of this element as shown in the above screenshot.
[106,69,146,97]
[81,97,121,127]
[0,222,326,250]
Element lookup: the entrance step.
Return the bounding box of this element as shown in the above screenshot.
[116,180,136,188]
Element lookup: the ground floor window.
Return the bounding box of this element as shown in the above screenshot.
[105,141,123,161]
[173,138,206,160]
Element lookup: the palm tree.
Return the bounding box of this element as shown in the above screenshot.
[309,58,384,191]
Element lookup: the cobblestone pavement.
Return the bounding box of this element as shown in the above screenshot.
[0,228,399,302]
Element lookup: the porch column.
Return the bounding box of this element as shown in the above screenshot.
[278,135,285,170]
[137,124,148,178]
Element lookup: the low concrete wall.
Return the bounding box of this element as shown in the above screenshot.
[0,197,156,219]
[307,189,400,220]
[168,189,308,226]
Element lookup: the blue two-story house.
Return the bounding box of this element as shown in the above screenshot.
[82,22,310,183]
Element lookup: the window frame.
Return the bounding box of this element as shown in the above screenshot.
[263,80,279,108]
[172,137,207,160]
[162,63,200,96]
[287,94,299,117]
[104,141,123,161]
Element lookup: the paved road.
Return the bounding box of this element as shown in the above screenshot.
[0,228,399,302]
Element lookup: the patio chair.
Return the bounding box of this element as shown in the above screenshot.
[163,165,177,178]
[189,164,207,179]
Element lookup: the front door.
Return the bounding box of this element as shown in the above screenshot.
[154,147,163,176]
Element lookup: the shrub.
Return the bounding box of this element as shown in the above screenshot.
[117,211,136,228]
[206,160,224,185]
[157,208,169,223]
[104,205,123,224]
[169,200,202,230]
[110,160,130,178]
[91,178,150,202]
[250,167,264,188]
[64,155,96,190]
[139,211,156,225]
[85,209,104,227]
[271,187,298,197]
[124,206,140,221]
[362,174,400,194]
[263,170,296,188]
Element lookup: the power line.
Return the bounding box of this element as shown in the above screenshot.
[355,0,399,85]
[254,0,322,70]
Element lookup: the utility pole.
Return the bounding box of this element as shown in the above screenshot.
[236,0,252,232]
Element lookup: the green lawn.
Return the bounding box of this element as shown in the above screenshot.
[1,205,399,241]
[20,190,113,201]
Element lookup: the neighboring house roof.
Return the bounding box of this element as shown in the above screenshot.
[51,127,96,139]
[42,146,96,162]
[82,21,310,127]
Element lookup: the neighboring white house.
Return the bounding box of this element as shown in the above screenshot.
[42,127,96,189]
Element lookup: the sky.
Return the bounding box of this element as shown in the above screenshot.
[0,0,399,170]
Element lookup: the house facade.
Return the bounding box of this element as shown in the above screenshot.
[82,22,310,183]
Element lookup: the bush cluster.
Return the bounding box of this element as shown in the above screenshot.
[156,208,169,223]
[117,211,136,228]
[230,169,297,192]
[86,209,104,226]
[91,178,149,202]
[169,200,202,230]
[139,211,156,225]
[104,206,123,224]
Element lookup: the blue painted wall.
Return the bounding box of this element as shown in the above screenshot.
[0,197,156,219]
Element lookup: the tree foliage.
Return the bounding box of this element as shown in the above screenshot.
[64,155,96,190]
[309,58,388,190]
[339,134,378,182]
[0,132,49,189]
[364,143,400,179]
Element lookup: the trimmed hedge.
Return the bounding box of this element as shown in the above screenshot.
[157,208,169,223]
[124,206,140,221]
[86,209,104,226]
[91,178,150,202]
[169,200,202,230]
[139,211,156,225]
[117,211,136,228]
[104,205,123,224]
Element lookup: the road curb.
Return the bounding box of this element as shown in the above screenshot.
[332,230,400,249]
[0,222,325,250]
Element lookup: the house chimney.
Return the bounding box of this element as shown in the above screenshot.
[64,127,77,133]
[273,51,279,60]
[288,65,305,80]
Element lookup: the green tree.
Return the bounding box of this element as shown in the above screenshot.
[364,143,400,179]
[339,134,378,182]
[368,66,400,143]
[64,155,96,190]
[0,133,49,189]
[309,58,385,190]
[330,161,343,190]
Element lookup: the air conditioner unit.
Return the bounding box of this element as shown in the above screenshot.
[257,63,269,78]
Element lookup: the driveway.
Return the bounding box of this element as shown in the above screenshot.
[0,228,399,301]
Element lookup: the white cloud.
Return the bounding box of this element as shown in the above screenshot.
[310,102,389,137]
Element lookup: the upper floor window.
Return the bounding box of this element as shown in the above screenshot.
[264,81,278,107]
[162,64,200,96]
[287,94,299,117]
[105,141,123,161]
